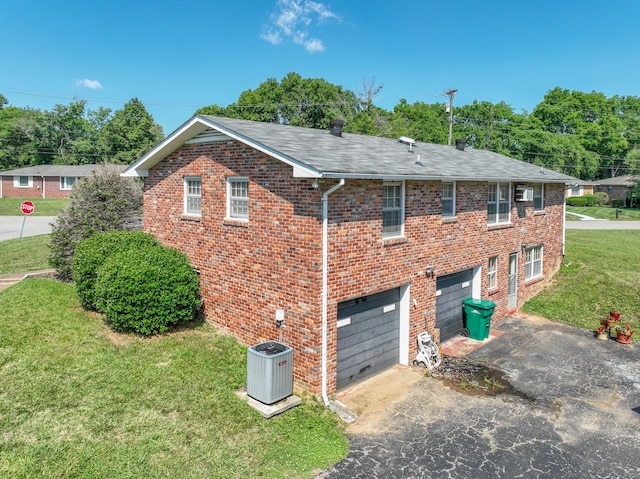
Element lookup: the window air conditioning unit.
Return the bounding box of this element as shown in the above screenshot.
[515,184,533,202]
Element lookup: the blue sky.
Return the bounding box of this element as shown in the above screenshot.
[2,0,639,135]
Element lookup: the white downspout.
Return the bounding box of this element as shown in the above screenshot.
[321,178,345,406]
[41,175,46,199]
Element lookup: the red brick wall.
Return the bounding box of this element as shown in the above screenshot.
[144,139,566,394]
[1,176,72,198]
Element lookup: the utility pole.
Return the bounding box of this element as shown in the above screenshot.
[443,88,457,146]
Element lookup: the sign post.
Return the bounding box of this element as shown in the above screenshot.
[19,201,35,238]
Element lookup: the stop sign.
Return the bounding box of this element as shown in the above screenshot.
[20,201,35,215]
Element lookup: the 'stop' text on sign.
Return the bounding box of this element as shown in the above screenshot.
[20,201,35,215]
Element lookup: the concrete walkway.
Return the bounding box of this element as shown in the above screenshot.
[0,269,56,292]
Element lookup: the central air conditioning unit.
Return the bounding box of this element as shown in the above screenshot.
[515,184,534,202]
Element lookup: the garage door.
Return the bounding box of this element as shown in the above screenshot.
[336,288,400,390]
[436,269,473,341]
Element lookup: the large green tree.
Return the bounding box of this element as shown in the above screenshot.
[197,72,358,130]
[101,98,163,164]
[390,99,448,144]
[531,88,632,178]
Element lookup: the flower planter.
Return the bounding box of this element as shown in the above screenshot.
[597,332,609,340]
[616,332,633,344]
[606,319,615,328]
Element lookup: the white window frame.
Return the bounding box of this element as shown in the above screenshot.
[227,177,249,220]
[59,176,80,190]
[488,256,498,289]
[525,246,543,280]
[14,175,32,188]
[487,182,511,225]
[441,181,456,218]
[533,183,544,211]
[382,181,404,238]
[184,177,202,216]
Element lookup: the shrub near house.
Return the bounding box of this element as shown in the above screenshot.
[74,231,200,335]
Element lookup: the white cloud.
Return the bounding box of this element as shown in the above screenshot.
[262,0,338,53]
[73,79,103,90]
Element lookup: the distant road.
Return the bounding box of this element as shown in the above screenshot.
[566,220,640,230]
[0,216,57,241]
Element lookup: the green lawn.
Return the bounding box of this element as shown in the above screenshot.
[566,205,640,221]
[0,197,67,216]
[0,234,51,275]
[0,279,348,478]
[523,229,639,339]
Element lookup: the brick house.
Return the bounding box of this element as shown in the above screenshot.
[593,175,637,206]
[0,164,111,198]
[122,115,577,399]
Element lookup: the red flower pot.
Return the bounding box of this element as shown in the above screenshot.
[616,332,633,344]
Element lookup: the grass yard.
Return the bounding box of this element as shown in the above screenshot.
[565,205,640,221]
[524,229,640,339]
[0,197,67,216]
[0,279,348,478]
[0,234,51,275]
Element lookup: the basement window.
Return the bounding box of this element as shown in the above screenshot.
[525,246,543,280]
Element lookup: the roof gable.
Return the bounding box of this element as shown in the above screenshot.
[122,115,579,184]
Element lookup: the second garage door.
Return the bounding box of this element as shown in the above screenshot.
[436,269,473,341]
[336,288,400,390]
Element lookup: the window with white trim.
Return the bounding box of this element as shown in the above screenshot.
[60,176,80,190]
[487,182,510,224]
[382,181,404,238]
[228,177,249,219]
[488,256,498,289]
[184,177,202,215]
[533,183,544,211]
[525,246,543,280]
[14,175,32,188]
[441,182,455,218]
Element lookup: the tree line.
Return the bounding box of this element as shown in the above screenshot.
[0,95,163,170]
[2,72,640,181]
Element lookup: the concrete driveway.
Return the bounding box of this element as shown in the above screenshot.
[319,315,640,478]
[0,216,56,241]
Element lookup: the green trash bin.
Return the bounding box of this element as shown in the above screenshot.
[462,298,496,340]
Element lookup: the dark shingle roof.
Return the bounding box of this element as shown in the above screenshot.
[200,116,577,183]
[0,164,122,177]
[123,115,578,184]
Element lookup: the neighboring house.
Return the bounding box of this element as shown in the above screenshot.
[0,164,111,198]
[565,180,594,198]
[593,175,637,205]
[123,115,578,398]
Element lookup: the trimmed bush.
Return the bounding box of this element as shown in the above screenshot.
[612,198,624,208]
[94,244,200,335]
[594,192,609,206]
[73,231,161,310]
[566,196,588,207]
